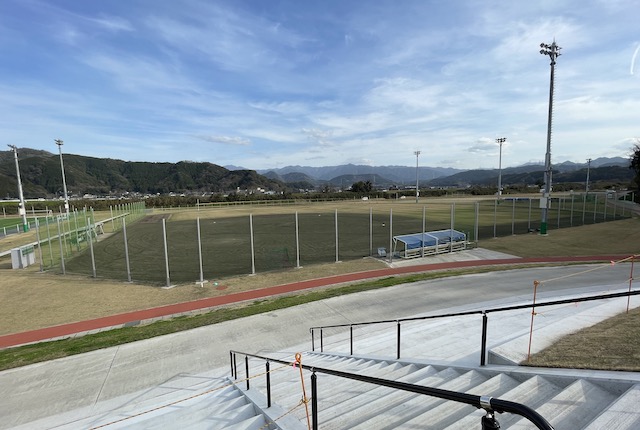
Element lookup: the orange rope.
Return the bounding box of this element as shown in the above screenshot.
[295,352,312,430]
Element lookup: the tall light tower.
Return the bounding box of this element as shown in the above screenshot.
[414,150,421,203]
[585,158,591,195]
[496,137,506,197]
[55,139,70,215]
[539,40,561,235]
[7,145,29,232]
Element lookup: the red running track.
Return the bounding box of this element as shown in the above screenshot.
[0,255,628,349]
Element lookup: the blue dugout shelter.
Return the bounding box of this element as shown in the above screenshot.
[392,229,467,258]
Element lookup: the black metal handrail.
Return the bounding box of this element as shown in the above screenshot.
[309,289,640,364]
[229,350,555,430]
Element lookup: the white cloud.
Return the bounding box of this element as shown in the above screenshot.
[197,135,251,146]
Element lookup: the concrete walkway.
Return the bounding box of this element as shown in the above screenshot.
[0,250,632,349]
[0,257,636,429]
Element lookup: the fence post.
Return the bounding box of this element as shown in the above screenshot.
[73,209,80,252]
[320,329,324,352]
[311,329,315,352]
[249,214,256,275]
[335,209,339,263]
[46,216,53,267]
[528,198,532,231]
[474,202,479,244]
[511,198,515,235]
[493,199,497,238]
[88,218,96,278]
[35,218,43,272]
[570,194,574,226]
[123,218,132,282]
[388,209,393,264]
[296,211,301,268]
[56,217,66,275]
[162,218,171,288]
[582,194,586,225]
[369,207,373,257]
[593,194,598,223]
[422,205,426,257]
[196,217,204,284]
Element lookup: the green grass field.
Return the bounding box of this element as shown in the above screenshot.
[61,197,630,284]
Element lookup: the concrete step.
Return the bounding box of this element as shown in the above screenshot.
[314,364,439,426]
[582,384,640,430]
[401,373,521,428]
[104,390,255,429]
[346,369,490,429]
[443,374,565,429]
[508,379,618,429]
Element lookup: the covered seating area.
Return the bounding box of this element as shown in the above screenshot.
[392,229,467,258]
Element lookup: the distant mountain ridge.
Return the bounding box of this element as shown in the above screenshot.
[2,148,630,199]
[251,157,630,188]
[255,164,464,184]
[1,149,284,199]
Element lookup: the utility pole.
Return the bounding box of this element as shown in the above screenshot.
[55,139,70,215]
[496,137,506,197]
[7,145,29,232]
[539,40,561,235]
[414,150,421,203]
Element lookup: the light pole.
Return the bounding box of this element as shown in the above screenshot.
[585,158,591,195]
[539,40,561,235]
[496,137,506,197]
[7,145,29,232]
[55,139,70,215]
[414,150,421,203]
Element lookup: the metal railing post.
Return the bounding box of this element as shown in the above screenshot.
[481,410,501,429]
[311,329,315,352]
[311,371,318,430]
[230,351,234,377]
[233,353,237,380]
[320,329,323,352]
[350,325,353,355]
[396,320,401,360]
[245,356,250,390]
[481,312,488,366]
[266,361,271,408]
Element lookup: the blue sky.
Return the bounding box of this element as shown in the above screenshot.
[1,0,638,170]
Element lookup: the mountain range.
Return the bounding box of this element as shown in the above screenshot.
[0,148,284,199]
[0,147,632,199]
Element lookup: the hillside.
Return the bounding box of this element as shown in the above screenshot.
[426,165,634,188]
[1,149,285,199]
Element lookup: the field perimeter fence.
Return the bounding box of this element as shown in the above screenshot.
[30,201,146,273]
[50,192,633,285]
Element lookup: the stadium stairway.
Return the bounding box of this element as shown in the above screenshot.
[16,289,640,429]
